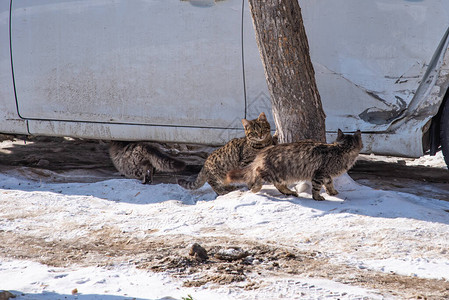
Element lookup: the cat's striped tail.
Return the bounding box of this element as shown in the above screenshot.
[178,167,208,190]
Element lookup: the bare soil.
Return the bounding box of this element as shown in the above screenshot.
[1,134,447,197]
[349,158,449,201]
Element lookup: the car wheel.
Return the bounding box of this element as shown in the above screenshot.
[440,98,449,168]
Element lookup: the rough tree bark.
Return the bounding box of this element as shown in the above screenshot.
[248,0,326,143]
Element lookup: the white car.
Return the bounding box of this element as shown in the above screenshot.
[1,0,449,166]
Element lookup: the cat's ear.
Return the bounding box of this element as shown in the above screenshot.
[241,119,251,129]
[354,130,362,139]
[258,112,267,121]
[337,129,344,139]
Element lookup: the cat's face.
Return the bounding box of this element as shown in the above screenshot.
[336,129,363,149]
[242,112,271,142]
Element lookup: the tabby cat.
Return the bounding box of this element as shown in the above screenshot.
[226,130,363,200]
[109,141,185,184]
[178,112,274,195]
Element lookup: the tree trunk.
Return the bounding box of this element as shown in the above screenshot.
[248,0,326,143]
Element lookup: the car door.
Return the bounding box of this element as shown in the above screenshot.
[10,0,245,132]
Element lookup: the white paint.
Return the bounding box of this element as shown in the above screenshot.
[11,0,245,128]
[0,2,28,135]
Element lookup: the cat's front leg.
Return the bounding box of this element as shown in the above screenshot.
[142,167,155,184]
[323,176,338,196]
[209,178,236,196]
[248,177,263,193]
[274,183,298,197]
[311,172,325,201]
[311,189,325,201]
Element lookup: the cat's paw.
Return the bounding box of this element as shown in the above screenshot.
[142,169,153,184]
[250,184,262,193]
[312,194,325,201]
[327,189,338,196]
[280,191,299,197]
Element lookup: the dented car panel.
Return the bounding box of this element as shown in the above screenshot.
[302,1,449,133]
[247,0,449,157]
[1,0,449,157]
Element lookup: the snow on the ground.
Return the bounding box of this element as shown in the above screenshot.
[0,258,382,300]
[1,156,449,299]
[359,151,447,168]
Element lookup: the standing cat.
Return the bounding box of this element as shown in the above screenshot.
[226,130,363,200]
[109,141,185,184]
[178,112,274,195]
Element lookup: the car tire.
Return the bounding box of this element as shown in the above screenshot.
[440,98,449,168]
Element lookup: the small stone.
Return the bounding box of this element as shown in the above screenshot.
[189,243,208,261]
[242,256,255,265]
[397,159,407,165]
[0,291,16,300]
[36,159,50,167]
[215,247,249,261]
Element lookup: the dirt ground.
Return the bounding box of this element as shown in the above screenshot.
[0,135,206,184]
[2,227,449,299]
[1,135,449,299]
[0,134,447,199]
